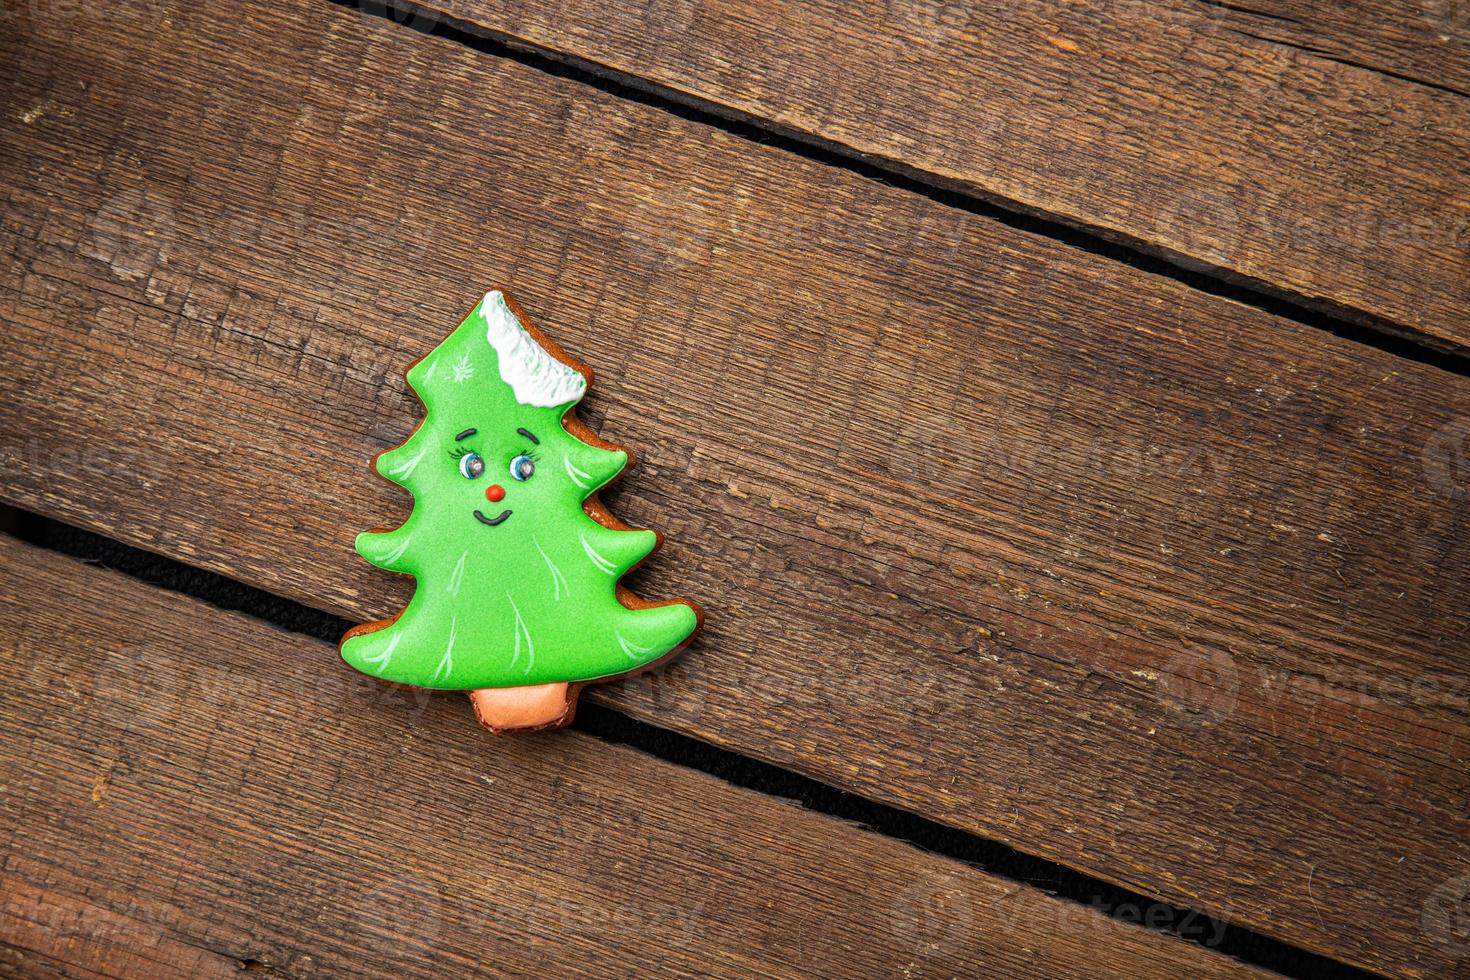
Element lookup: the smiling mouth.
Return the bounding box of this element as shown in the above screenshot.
[474,509,512,527]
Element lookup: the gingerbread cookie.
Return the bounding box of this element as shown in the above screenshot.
[341,291,702,733]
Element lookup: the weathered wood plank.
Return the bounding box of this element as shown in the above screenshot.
[0,536,1264,979]
[416,0,1470,350]
[1191,0,1470,95]
[1,1,1467,974]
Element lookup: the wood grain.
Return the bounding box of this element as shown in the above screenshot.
[1191,0,1470,95]
[1,1,1468,974]
[416,0,1470,350]
[0,536,1265,979]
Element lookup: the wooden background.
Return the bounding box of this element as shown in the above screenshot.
[1,0,1466,976]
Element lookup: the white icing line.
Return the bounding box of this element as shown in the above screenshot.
[434,617,457,682]
[508,592,535,674]
[507,594,522,668]
[385,445,428,479]
[563,455,592,490]
[580,533,616,575]
[380,532,413,566]
[447,549,469,596]
[616,631,655,661]
[533,536,567,601]
[360,631,402,673]
[480,290,586,408]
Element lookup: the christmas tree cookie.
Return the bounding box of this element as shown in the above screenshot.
[341,290,701,733]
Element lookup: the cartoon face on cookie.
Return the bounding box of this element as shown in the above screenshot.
[450,424,538,528]
[437,419,614,532]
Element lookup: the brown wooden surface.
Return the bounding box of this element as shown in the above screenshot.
[1193,0,1470,95]
[2,0,1468,975]
[0,537,1268,979]
[420,0,1470,351]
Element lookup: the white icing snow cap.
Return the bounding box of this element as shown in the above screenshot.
[479,290,587,407]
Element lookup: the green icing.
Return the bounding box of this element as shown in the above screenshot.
[341,293,699,690]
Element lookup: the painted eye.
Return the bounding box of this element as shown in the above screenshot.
[510,454,536,482]
[458,452,485,480]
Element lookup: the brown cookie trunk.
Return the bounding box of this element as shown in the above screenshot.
[468,683,577,734]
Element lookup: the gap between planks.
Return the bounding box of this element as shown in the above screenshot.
[3,510,1374,980]
[341,0,1470,365]
[0,529,1282,980]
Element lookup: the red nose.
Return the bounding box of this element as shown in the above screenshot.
[485,484,506,503]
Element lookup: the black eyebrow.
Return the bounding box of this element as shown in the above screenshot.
[454,428,477,441]
[516,427,539,445]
